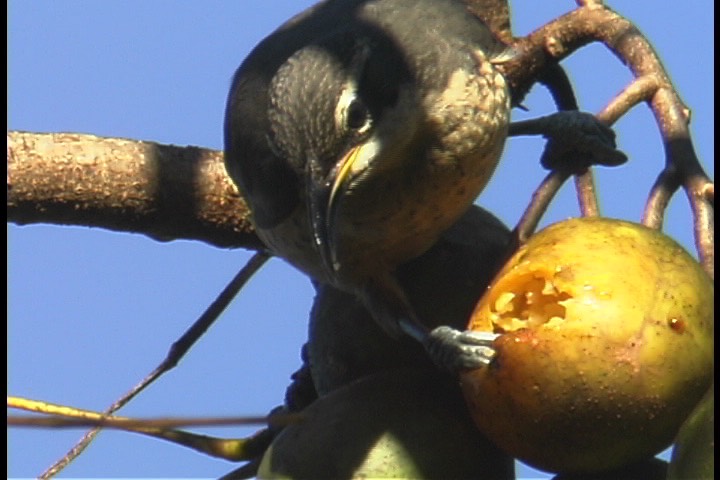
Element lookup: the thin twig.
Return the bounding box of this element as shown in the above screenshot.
[513,170,571,245]
[9,395,301,462]
[642,168,681,230]
[687,175,715,279]
[40,252,270,478]
[536,63,579,111]
[9,414,297,431]
[574,169,600,217]
[597,75,661,126]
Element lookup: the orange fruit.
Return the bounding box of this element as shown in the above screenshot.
[460,217,713,474]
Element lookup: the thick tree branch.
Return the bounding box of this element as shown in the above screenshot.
[7,131,264,250]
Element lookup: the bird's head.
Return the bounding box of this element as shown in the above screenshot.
[266,30,422,274]
[225,1,512,284]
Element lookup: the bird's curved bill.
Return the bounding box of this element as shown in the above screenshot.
[307,140,378,275]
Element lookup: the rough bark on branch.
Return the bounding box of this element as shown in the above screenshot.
[7,131,264,250]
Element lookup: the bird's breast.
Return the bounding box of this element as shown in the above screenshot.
[327,52,511,281]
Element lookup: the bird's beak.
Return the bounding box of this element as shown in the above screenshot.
[328,144,364,222]
[307,139,378,275]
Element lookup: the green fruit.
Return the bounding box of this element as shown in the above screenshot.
[667,386,714,479]
[258,369,514,479]
[459,217,713,474]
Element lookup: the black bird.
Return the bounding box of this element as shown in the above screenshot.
[224,0,621,371]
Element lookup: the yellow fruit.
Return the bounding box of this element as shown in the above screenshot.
[459,217,713,474]
[258,369,513,479]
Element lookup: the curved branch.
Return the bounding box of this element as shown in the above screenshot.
[643,167,681,230]
[513,170,571,245]
[7,131,264,250]
[498,4,713,277]
[597,75,661,126]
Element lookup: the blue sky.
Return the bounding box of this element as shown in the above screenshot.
[8,1,713,478]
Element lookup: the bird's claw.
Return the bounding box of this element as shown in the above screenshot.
[424,326,498,372]
[538,111,628,171]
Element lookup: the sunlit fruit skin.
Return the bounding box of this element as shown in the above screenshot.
[459,217,713,474]
[258,369,514,479]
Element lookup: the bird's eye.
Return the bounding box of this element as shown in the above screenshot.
[345,98,370,131]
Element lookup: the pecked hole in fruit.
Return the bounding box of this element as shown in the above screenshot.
[490,272,573,332]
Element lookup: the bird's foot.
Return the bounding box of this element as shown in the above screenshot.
[510,110,628,171]
[424,325,498,372]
